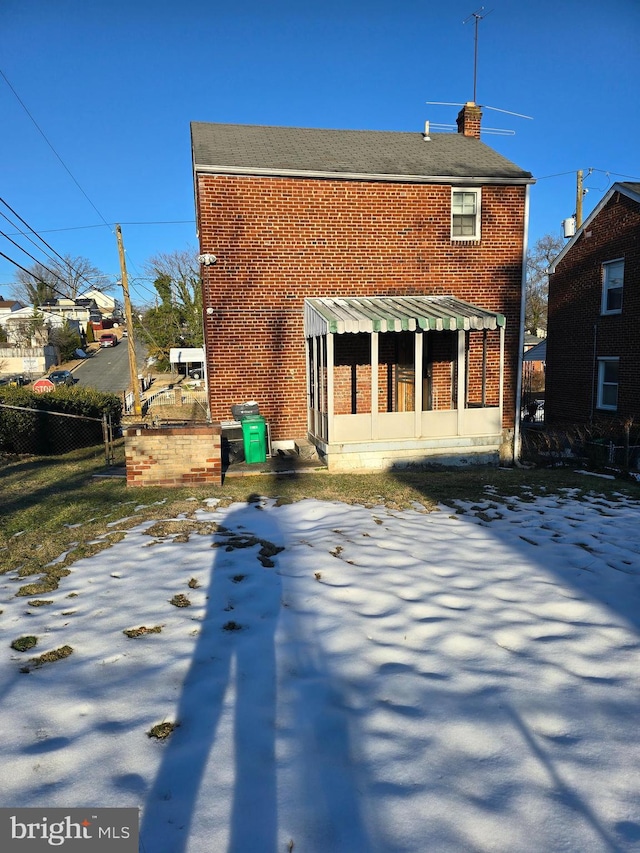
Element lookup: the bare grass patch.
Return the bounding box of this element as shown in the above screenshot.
[123,626,163,638]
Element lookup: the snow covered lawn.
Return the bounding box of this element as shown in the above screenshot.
[1,487,640,852]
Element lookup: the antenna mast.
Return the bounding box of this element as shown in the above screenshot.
[464,7,493,104]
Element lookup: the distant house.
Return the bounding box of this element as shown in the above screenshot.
[191,105,534,470]
[79,289,122,320]
[0,298,25,319]
[40,298,91,333]
[0,306,63,345]
[546,182,640,427]
[522,334,546,397]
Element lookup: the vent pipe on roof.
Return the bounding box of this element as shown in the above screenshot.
[423,120,431,141]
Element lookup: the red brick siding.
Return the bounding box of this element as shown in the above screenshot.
[546,192,640,425]
[197,175,525,438]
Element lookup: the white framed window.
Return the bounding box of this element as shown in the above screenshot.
[451,188,481,241]
[597,357,619,410]
[601,259,624,314]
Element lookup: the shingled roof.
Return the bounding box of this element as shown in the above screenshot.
[191,122,533,185]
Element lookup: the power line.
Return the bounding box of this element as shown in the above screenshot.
[2,220,196,237]
[0,198,71,272]
[0,68,113,232]
[0,209,66,274]
[537,168,640,182]
[0,250,56,288]
[0,195,109,295]
[3,223,107,236]
[0,232,81,301]
[119,220,196,226]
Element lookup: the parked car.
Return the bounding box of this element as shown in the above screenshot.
[0,374,28,387]
[49,370,74,386]
[99,333,118,348]
[121,329,128,338]
[188,365,204,380]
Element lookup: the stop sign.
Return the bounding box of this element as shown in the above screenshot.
[33,378,55,393]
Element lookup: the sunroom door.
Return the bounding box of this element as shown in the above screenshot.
[395,332,415,412]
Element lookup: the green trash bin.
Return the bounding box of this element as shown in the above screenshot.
[241,415,267,464]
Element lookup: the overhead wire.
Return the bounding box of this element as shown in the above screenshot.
[0,70,198,307]
[0,68,114,232]
[0,250,44,280]
[2,220,196,237]
[1,70,198,305]
[0,234,84,302]
[0,209,67,276]
[0,205,75,282]
[0,227,67,291]
[0,197,108,296]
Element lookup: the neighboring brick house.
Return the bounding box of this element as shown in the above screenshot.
[546,182,640,428]
[191,104,534,470]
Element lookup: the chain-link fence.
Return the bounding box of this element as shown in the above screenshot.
[0,403,117,464]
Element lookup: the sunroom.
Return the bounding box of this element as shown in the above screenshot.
[304,295,506,470]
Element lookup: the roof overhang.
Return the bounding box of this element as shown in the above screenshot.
[169,347,205,365]
[305,296,505,337]
[193,163,533,186]
[523,338,546,362]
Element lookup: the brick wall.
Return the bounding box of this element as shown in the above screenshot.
[124,424,222,487]
[547,191,640,425]
[196,175,526,439]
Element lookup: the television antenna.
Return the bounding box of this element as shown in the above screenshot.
[424,8,533,135]
[463,7,493,105]
[426,101,533,122]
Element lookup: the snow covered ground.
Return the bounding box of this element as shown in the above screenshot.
[1,486,640,852]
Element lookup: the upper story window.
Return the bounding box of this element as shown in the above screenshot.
[451,189,481,241]
[597,357,619,411]
[601,259,624,314]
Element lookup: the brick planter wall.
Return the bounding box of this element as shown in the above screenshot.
[124,424,222,487]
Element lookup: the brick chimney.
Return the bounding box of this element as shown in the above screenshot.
[456,102,482,139]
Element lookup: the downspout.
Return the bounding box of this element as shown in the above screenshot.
[513,183,531,464]
[590,323,598,423]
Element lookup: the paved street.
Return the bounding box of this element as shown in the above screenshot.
[73,339,147,394]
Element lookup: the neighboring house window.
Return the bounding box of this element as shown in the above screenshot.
[597,358,619,410]
[451,189,481,240]
[601,259,624,314]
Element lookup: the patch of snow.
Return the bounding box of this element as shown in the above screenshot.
[1,492,640,852]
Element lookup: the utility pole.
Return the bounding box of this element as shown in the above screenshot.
[115,224,142,418]
[576,169,584,229]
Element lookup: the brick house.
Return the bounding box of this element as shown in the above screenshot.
[191,105,534,470]
[546,182,640,428]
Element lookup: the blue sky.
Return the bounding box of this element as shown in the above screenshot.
[1,0,638,305]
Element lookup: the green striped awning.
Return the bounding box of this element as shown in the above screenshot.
[304,295,505,336]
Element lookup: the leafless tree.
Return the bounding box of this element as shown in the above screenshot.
[11,255,112,305]
[525,233,564,335]
[139,249,203,364]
